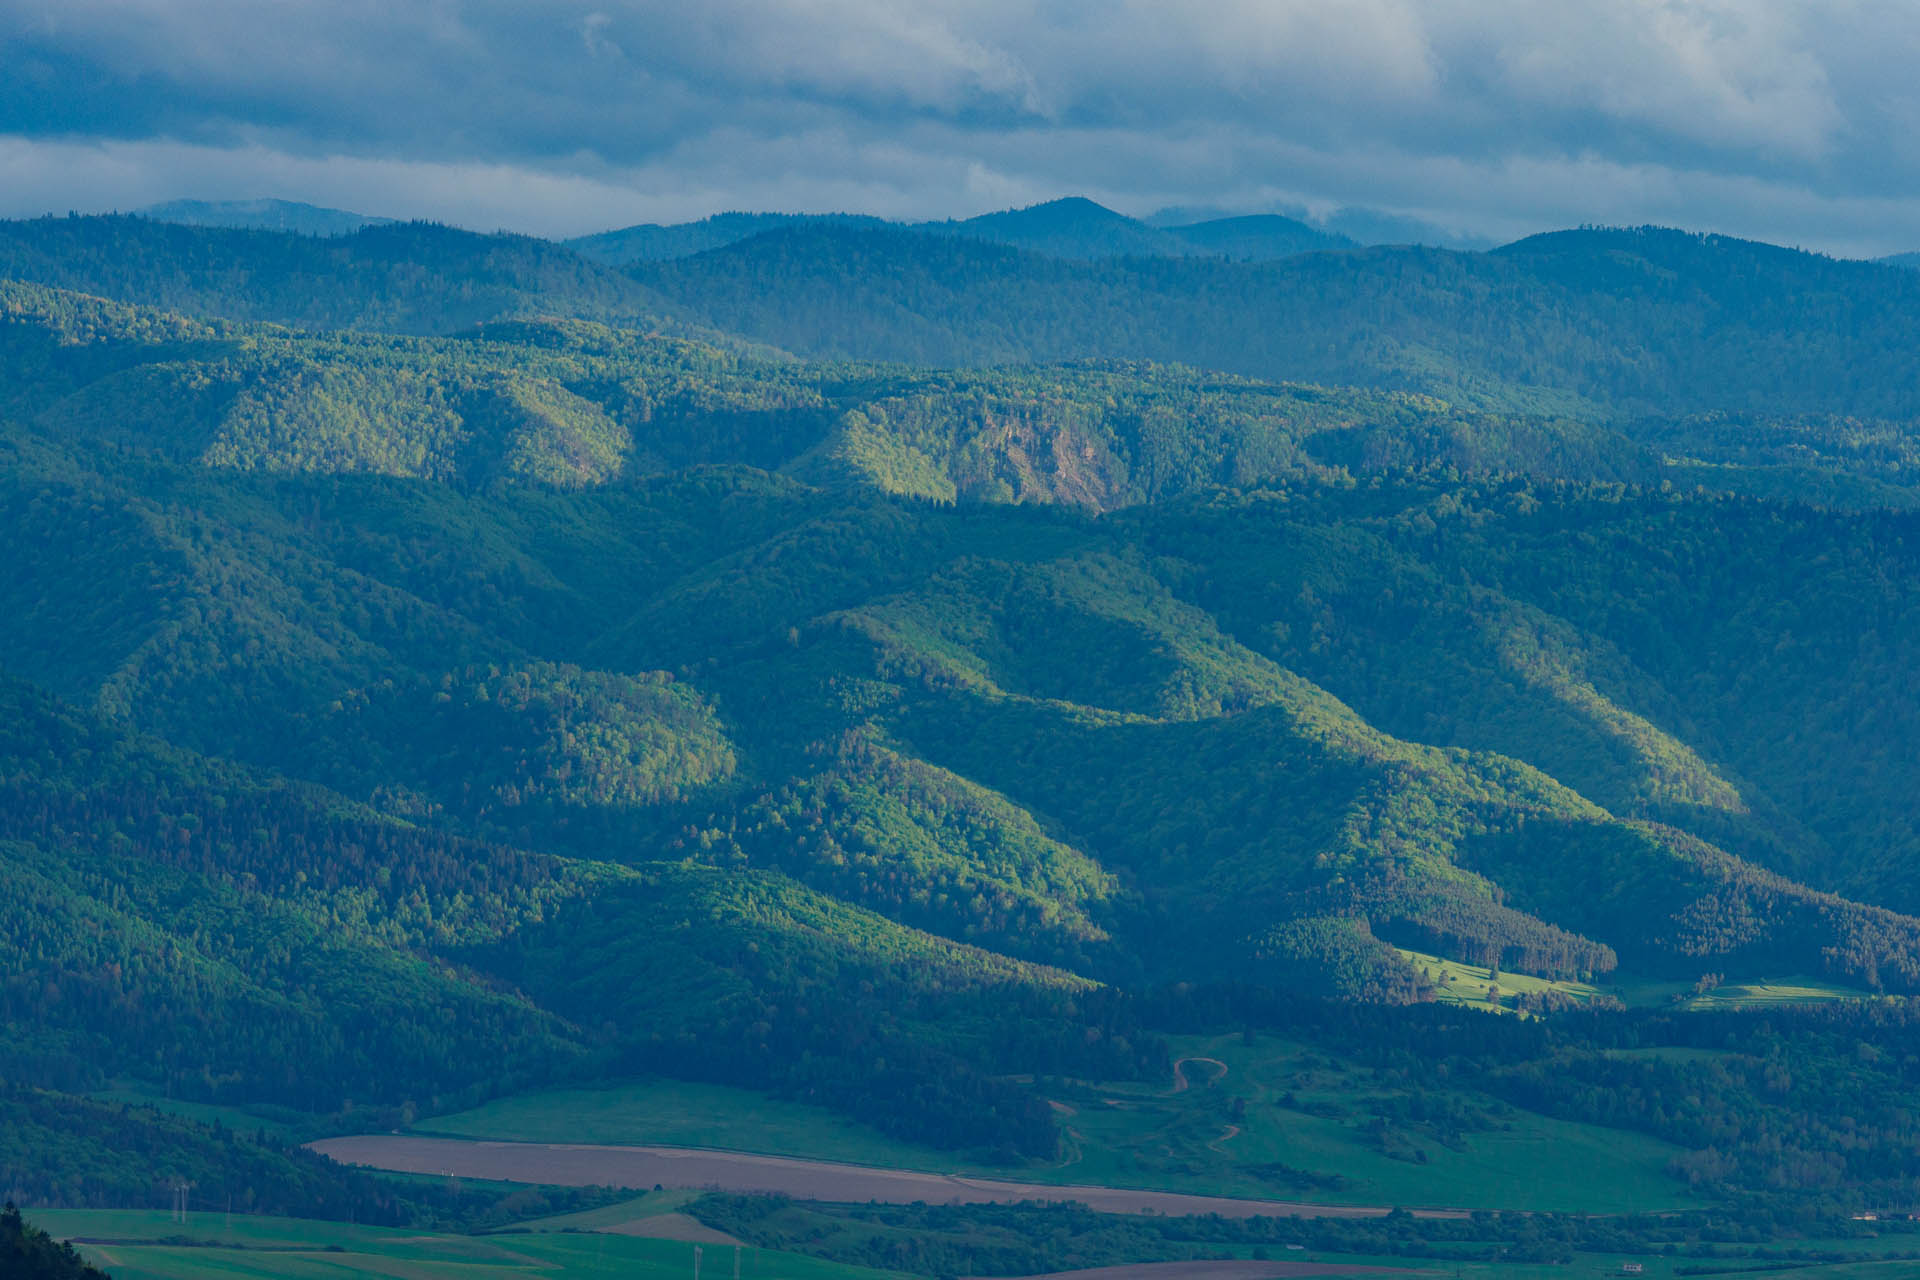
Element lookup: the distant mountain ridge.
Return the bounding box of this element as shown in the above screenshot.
[566,211,895,264]
[1146,202,1495,250]
[567,197,1352,265]
[0,214,681,336]
[634,222,1920,418]
[12,212,1920,421]
[135,197,393,236]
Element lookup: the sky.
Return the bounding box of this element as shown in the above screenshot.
[4,0,1920,255]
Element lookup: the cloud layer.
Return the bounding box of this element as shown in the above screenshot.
[3,0,1917,252]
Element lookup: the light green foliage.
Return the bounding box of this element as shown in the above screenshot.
[1399,947,1613,1015]
[14,219,1920,1216]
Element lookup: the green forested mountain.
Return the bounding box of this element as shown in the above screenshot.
[926,197,1352,260]
[567,198,1348,267]
[13,212,1920,1215]
[0,216,679,336]
[134,199,395,237]
[1159,212,1358,258]
[568,212,895,265]
[637,224,1920,418]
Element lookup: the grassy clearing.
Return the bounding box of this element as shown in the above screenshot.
[1612,975,1873,1010]
[419,1034,1694,1215]
[1398,948,1609,1015]
[418,1080,964,1174]
[43,1209,900,1280]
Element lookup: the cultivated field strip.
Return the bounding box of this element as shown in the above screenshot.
[310,1136,1468,1218]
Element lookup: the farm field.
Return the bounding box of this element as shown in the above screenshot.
[37,1209,901,1280]
[410,1034,1693,1215]
[311,1134,1456,1218]
[32,1205,1920,1280]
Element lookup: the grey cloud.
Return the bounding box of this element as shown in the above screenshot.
[3,0,1920,252]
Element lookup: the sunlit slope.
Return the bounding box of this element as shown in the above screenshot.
[6,419,1920,1027]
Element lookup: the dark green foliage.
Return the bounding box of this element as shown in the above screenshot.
[0,1088,631,1232]
[687,1193,1920,1277]
[135,199,393,237]
[0,216,676,336]
[0,1089,405,1224]
[566,198,1346,268]
[0,1200,108,1280]
[15,216,1920,1214]
[567,212,893,265]
[639,224,1920,417]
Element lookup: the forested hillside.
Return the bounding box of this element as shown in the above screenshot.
[0,216,679,336]
[11,210,1920,1213]
[135,199,394,237]
[567,198,1348,267]
[637,224,1920,418]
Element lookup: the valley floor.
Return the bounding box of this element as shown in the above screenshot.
[307,1134,1468,1219]
[397,1032,1690,1215]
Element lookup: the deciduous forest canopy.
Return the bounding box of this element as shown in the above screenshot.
[10,205,1920,1260]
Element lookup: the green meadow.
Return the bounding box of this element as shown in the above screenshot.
[416,1081,958,1174]
[420,1032,1694,1215]
[39,1210,900,1280]
[1398,948,1611,1014]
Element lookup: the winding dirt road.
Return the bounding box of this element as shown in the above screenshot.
[309,1135,1466,1220]
[1171,1057,1228,1093]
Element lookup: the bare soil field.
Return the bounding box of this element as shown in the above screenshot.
[310,1135,1465,1219]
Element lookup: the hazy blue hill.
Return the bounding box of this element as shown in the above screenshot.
[0,214,680,335]
[569,198,1347,266]
[135,197,394,236]
[566,210,891,265]
[929,198,1350,260]
[1880,250,1920,270]
[929,196,1183,259]
[1149,202,1489,249]
[638,223,1920,418]
[1161,212,1355,259]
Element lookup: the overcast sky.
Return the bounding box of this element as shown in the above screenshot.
[4,0,1920,254]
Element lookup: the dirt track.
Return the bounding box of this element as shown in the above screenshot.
[1171,1058,1228,1093]
[309,1135,1465,1220]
